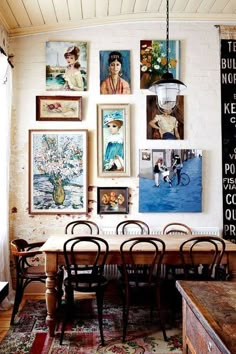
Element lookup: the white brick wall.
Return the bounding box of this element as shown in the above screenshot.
[8,21,223,239]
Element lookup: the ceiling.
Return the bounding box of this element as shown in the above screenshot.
[0,0,236,37]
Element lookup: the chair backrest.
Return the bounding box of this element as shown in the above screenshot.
[120,237,165,284]
[11,239,44,272]
[116,220,150,235]
[179,236,226,280]
[63,236,109,281]
[65,220,100,235]
[163,222,192,235]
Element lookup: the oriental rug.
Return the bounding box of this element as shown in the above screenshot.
[0,299,182,354]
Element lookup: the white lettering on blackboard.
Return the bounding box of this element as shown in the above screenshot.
[225,209,236,220]
[225,163,236,174]
[221,58,236,69]
[225,224,236,235]
[224,103,236,113]
[226,194,236,204]
[221,73,236,84]
[227,41,236,52]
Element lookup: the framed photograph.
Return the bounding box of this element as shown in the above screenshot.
[97,103,131,177]
[36,96,82,121]
[46,41,87,91]
[97,187,129,214]
[140,40,181,89]
[29,129,88,214]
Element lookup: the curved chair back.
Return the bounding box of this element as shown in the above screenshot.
[63,236,109,285]
[10,239,46,325]
[163,222,192,235]
[11,239,45,277]
[116,220,150,235]
[65,220,100,235]
[120,237,165,283]
[179,236,226,280]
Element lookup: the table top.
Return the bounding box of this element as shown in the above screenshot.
[176,280,236,354]
[40,234,236,253]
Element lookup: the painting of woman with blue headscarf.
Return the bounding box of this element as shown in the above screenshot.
[103,110,124,171]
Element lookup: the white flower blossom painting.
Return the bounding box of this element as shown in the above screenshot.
[29,130,88,214]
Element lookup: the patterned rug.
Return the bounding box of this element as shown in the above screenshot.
[0,299,182,354]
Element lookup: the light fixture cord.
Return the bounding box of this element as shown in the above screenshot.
[166,0,169,73]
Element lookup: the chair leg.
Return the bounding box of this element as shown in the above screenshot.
[96,290,105,346]
[56,269,64,310]
[156,287,168,342]
[10,278,24,325]
[122,288,130,342]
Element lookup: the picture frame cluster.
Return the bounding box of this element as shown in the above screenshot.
[29,38,197,215]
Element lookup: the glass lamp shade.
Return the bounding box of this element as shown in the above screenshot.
[149,72,186,111]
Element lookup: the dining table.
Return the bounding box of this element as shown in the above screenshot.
[40,234,236,337]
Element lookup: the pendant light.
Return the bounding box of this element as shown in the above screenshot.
[149,0,186,112]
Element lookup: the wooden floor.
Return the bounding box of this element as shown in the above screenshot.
[0,294,45,343]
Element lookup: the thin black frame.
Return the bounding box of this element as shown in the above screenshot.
[97,187,129,214]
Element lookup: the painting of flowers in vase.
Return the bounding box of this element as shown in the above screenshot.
[29,129,88,214]
[140,40,181,89]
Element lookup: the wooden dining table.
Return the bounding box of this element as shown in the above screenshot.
[40,234,236,337]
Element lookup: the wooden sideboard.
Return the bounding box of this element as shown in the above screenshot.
[176,281,236,354]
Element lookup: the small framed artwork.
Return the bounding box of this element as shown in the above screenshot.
[97,103,131,177]
[97,187,129,214]
[36,96,82,121]
[46,41,87,91]
[29,129,88,214]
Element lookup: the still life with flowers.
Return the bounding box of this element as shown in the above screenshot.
[140,39,181,89]
[97,187,129,214]
[29,129,88,214]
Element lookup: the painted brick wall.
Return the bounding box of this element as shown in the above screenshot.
[8,21,222,243]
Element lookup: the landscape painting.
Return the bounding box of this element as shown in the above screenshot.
[139,149,202,212]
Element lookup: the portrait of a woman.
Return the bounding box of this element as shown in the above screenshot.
[100,50,131,95]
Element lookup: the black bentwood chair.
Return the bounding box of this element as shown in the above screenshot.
[116,220,150,235]
[163,222,192,236]
[163,222,192,280]
[10,238,63,325]
[119,237,167,342]
[179,236,228,281]
[60,236,109,346]
[116,220,151,278]
[65,220,100,235]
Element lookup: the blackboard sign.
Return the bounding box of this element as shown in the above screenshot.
[221,39,236,241]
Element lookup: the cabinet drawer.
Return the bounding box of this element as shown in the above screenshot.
[186,305,222,354]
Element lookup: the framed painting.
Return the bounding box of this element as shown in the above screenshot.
[99,50,131,94]
[146,95,184,140]
[139,149,202,212]
[97,103,131,177]
[140,40,181,89]
[97,187,129,214]
[46,41,87,91]
[29,129,88,214]
[36,96,82,121]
